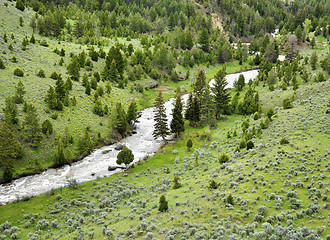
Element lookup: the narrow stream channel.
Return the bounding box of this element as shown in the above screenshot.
[0,70,259,205]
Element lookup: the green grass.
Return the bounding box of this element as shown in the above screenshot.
[0,78,329,239]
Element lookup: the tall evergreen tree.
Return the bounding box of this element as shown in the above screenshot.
[3,96,19,125]
[23,104,42,147]
[54,137,66,166]
[190,95,201,127]
[77,128,93,155]
[212,69,231,119]
[170,87,184,137]
[67,58,80,81]
[310,52,318,70]
[153,91,169,143]
[14,80,25,104]
[126,101,137,124]
[198,27,209,52]
[200,84,216,127]
[185,93,193,122]
[55,77,65,101]
[0,122,22,175]
[114,102,127,137]
[194,69,206,94]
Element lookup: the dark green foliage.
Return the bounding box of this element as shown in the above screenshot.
[64,77,73,91]
[16,0,25,11]
[78,51,86,68]
[316,73,325,83]
[153,91,169,142]
[116,147,134,168]
[209,180,218,189]
[90,77,98,90]
[78,128,93,155]
[45,86,62,111]
[23,104,42,147]
[55,77,66,101]
[212,69,231,119]
[0,57,5,69]
[85,81,91,95]
[54,137,66,167]
[67,58,80,81]
[37,69,46,78]
[219,153,229,164]
[310,52,318,70]
[283,98,293,109]
[253,112,259,120]
[92,100,104,116]
[186,139,192,151]
[310,37,316,49]
[170,88,184,137]
[114,102,128,137]
[41,119,53,135]
[235,74,245,91]
[40,39,49,47]
[14,68,24,77]
[200,84,216,127]
[280,137,290,145]
[3,97,19,125]
[198,27,209,52]
[246,140,254,150]
[158,195,168,212]
[239,139,247,149]
[194,69,206,94]
[0,122,22,181]
[266,108,275,119]
[14,81,25,104]
[238,89,260,115]
[50,72,61,80]
[126,101,137,123]
[173,176,181,189]
[226,194,234,205]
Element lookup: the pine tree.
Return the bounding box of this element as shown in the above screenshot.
[77,128,93,155]
[153,91,169,143]
[3,96,19,125]
[54,137,66,166]
[191,95,201,127]
[126,101,137,124]
[158,195,168,212]
[30,34,35,44]
[45,86,58,110]
[310,37,316,49]
[212,69,231,119]
[16,0,25,11]
[186,31,194,50]
[170,87,184,137]
[14,80,25,104]
[115,102,127,136]
[0,57,5,69]
[55,77,65,101]
[185,93,193,122]
[67,58,80,81]
[109,59,119,82]
[41,119,53,135]
[64,77,72,91]
[194,69,206,94]
[23,104,42,147]
[200,84,216,127]
[85,81,91,95]
[310,52,318,70]
[0,122,22,179]
[116,147,134,168]
[198,27,209,52]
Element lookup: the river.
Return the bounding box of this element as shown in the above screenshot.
[0,69,259,205]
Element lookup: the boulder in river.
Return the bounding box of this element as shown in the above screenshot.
[326,109,330,114]
[115,144,123,150]
[108,166,117,171]
[132,130,137,134]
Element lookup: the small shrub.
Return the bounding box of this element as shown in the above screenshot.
[40,39,49,47]
[246,140,254,150]
[14,68,24,77]
[239,139,247,149]
[209,180,218,189]
[37,69,45,78]
[226,194,234,205]
[219,153,229,164]
[283,98,293,109]
[186,139,192,151]
[253,112,259,120]
[280,137,289,145]
[173,176,181,189]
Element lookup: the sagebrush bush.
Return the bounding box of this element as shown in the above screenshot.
[14,68,24,77]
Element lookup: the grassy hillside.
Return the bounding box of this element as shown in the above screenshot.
[0,77,329,239]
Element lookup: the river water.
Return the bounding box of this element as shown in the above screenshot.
[0,70,259,205]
